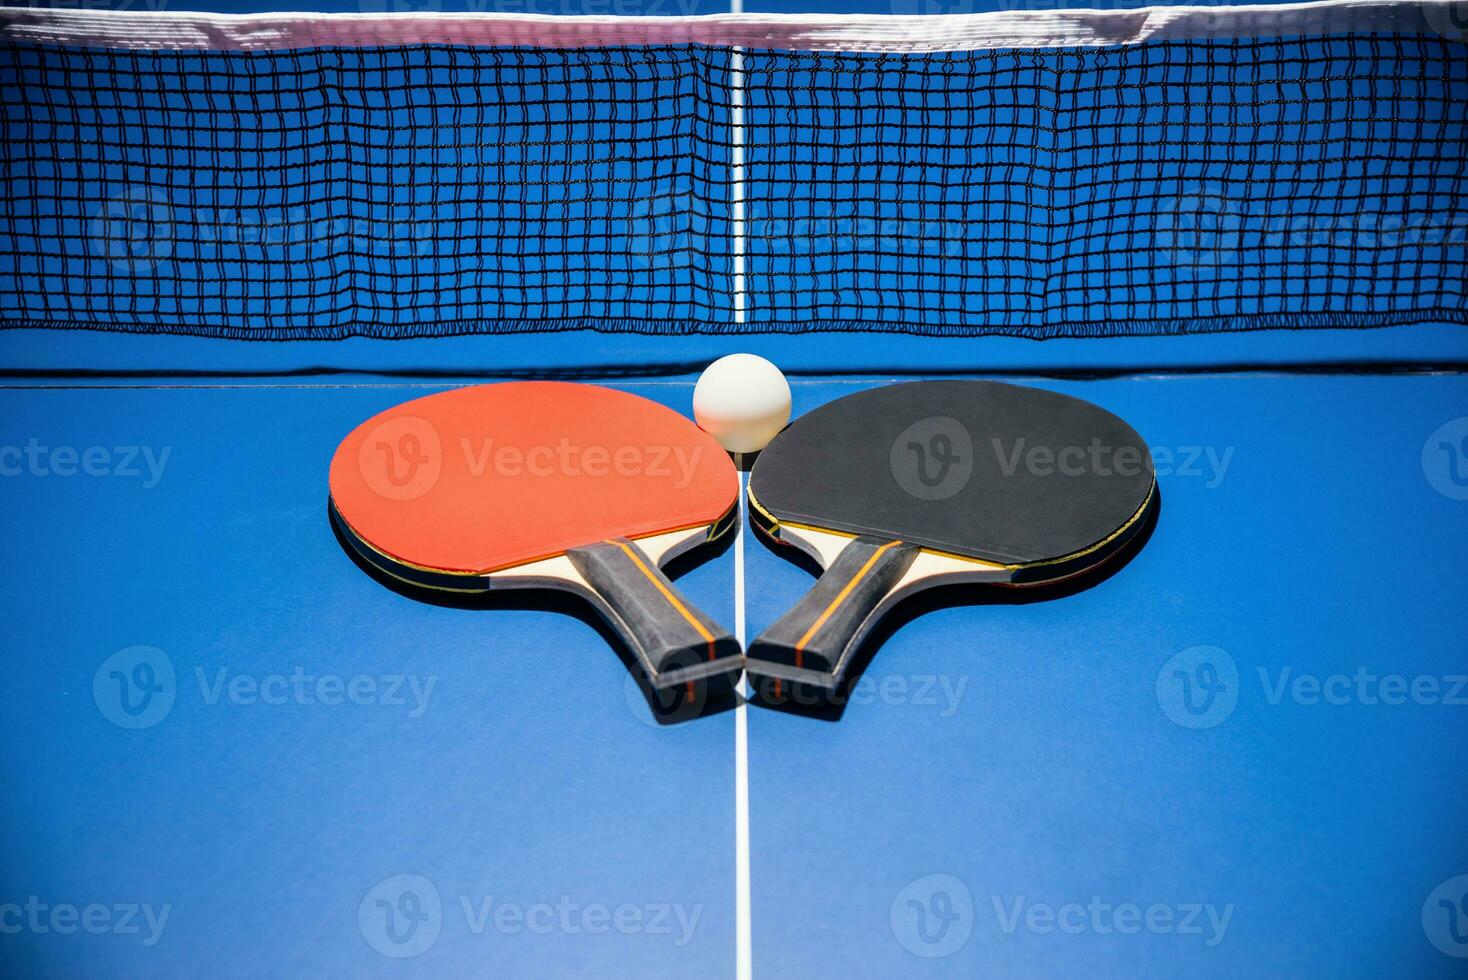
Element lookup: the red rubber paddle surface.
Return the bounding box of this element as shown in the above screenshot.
[329,382,738,576]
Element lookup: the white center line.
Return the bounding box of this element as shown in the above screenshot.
[728,8,753,977]
[734,458,752,980]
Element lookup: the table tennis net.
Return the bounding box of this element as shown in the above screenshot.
[1,5,1464,339]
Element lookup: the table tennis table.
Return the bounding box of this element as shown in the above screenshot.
[3,323,1467,977]
[2,1,1467,976]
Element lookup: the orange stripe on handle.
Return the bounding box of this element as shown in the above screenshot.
[607,539,718,667]
[793,539,905,668]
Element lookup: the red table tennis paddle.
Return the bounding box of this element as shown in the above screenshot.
[329,382,742,699]
[746,380,1156,703]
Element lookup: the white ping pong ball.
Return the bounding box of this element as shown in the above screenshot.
[693,353,791,453]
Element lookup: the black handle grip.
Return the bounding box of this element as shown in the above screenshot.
[567,538,741,694]
[746,535,920,699]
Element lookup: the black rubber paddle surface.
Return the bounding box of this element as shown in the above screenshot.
[745,381,1158,704]
[750,380,1154,571]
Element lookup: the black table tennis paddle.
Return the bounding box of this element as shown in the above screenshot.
[746,380,1156,702]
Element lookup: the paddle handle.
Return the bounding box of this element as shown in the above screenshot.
[566,538,741,692]
[746,536,920,698]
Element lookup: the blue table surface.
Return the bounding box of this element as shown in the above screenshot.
[5,324,1467,380]
[2,1,1467,974]
[1,363,1465,977]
